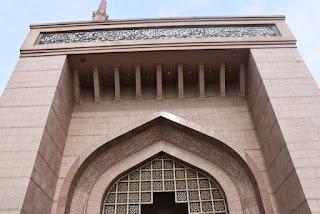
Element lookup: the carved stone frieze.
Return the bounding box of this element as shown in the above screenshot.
[38,25,278,45]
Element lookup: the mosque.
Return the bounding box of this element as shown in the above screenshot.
[0,0,319,213]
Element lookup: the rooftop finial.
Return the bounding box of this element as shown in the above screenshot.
[92,0,109,21]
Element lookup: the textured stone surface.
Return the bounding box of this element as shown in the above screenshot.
[51,89,275,213]
[0,55,72,213]
[249,48,320,214]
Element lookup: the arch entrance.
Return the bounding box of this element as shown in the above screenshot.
[102,155,228,214]
[141,192,188,214]
[65,120,264,214]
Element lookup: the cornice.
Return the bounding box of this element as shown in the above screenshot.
[29,15,286,30]
[20,15,295,57]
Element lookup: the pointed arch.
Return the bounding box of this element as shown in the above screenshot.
[100,153,229,214]
[57,114,268,213]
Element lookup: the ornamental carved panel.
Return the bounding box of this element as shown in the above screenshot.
[38,25,278,45]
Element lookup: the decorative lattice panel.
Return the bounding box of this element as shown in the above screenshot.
[102,156,228,214]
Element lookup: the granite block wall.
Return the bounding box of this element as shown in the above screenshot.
[249,48,320,213]
[51,82,277,212]
[2,48,318,214]
[0,55,73,213]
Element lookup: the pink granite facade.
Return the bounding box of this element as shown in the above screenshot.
[248,48,320,213]
[0,16,319,214]
[0,56,73,213]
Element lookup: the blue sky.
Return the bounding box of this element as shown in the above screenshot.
[0,0,319,97]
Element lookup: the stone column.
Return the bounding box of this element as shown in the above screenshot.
[114,66,121,101]
[220,62,226,97]
[93,67,101,102]
[135,65,142,101]
[74,69,81,103]
[199,63,205,99]
[178,64,184,99]
[156,64,163,100]
[239,63,246,97]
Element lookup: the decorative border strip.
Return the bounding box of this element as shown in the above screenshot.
[37,25,278,45]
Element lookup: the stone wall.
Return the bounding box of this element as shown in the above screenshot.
[52,86,277,213]
[2,47,319,214]
[248,48,320,213]
[0,55,73,213]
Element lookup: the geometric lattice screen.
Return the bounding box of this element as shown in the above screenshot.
[102,155,228,214]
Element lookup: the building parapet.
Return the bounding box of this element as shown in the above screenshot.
[20,16,296,57]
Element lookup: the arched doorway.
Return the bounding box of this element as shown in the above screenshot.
[141,192,188,214]
[64,120,264,214]
[102,155,228,214]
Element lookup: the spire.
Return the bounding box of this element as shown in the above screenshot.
[92,0,109,21]
[98,0,107,12]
